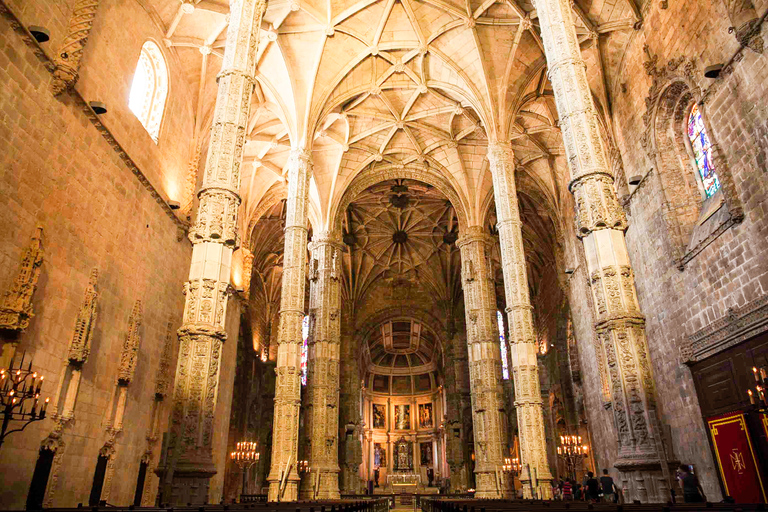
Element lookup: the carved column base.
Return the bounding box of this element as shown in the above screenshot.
[267,474,299,502]
[169,467,217,506]
[299,470,341,499]
[614,460,678,503]
[474,471,511,499]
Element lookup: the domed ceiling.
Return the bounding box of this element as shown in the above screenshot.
[341,178,462,304]
[362,318,442,395]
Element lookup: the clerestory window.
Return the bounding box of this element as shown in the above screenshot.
[129,41,168,143]
[687,104,721,198]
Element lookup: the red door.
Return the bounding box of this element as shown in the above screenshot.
[708,412,766,503]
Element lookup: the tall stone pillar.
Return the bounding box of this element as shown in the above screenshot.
[339,303,364,494]
[159,0,265,504]
[267,149,312,502]
[487,142,553,498]
[300,233,342,499]
[532,0,667,501]
[456,228,510,499]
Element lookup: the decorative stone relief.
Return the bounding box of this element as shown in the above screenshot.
[50,0,100,95]
[155,319,175,399]
[0,225,44,332]
[118,300,142,385]
[68,268,98,364]
[723,0,764,52]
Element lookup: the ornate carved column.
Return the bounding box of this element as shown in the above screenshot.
[51,0,100,95]
[456,228,510,499]
[532,0,667,501]
[300,233,342,499]
[158,0,266,504]
[267,149,312,502]
[487,142,553,498]
[338,302,363,494]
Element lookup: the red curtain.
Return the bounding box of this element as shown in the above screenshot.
[707,412,766,503]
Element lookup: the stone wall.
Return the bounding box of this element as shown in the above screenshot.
[4,0,196,203]
[0,4,198,508]
[568,0,768,500]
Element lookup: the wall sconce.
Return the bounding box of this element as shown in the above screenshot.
[704,64,724,79]
[28,26,50,43]
[89,102,107,114]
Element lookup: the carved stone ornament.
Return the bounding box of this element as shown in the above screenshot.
[68,268,98,364]
[0,225,44,332]
[682,293,768,364]
[639,47,698,161]
[190,189,241,248]
[51,0,100,95]
[155,319,175,398]
[118,300,142,384]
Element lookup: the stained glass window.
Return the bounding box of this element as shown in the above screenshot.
[687,104,720,198]
[301,315,309,386]
[129,41,168,143]
[498,311,509,380]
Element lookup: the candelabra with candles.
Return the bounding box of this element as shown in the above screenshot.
[747,366,768,410]
[557,435,589,481]
[502,457,522,476]
[230,441,260,495]
[0,352,49,450]
[297,459,311,475]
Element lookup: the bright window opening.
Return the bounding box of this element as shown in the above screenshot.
[687,104,721,198]
[129,41,168,143]
[498,311,509,380]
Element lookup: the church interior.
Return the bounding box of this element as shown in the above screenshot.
[0,0,767,508]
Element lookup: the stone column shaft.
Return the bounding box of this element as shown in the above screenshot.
[267,149,312,502]
[457,228,510,499]
[339,304,364,494]
[532,0,664,501]
[162,0,265,504]
[300,233,342,499]
[487,142,553,499]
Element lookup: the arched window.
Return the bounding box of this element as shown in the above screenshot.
[687,104,721,198]
[301,315,309,386]
[129,41,168,143]
[497,311,509,380]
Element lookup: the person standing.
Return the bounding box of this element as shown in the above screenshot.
[585,472,600,502]
[677,464,706,503]
[562,479,573,501]
[600,469,617,503]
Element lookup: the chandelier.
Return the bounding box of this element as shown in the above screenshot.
[0,351,49,450]
[557,434,589,480]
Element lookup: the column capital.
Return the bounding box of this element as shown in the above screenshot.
[308,231,344,251]
[290,147,313,166]
[486,141,515,164]
[456,226,493,248]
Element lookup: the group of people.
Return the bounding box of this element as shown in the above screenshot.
[551,470,619,503]
[549,464,706,504]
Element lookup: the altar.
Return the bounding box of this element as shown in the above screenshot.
[387,473,420,494]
